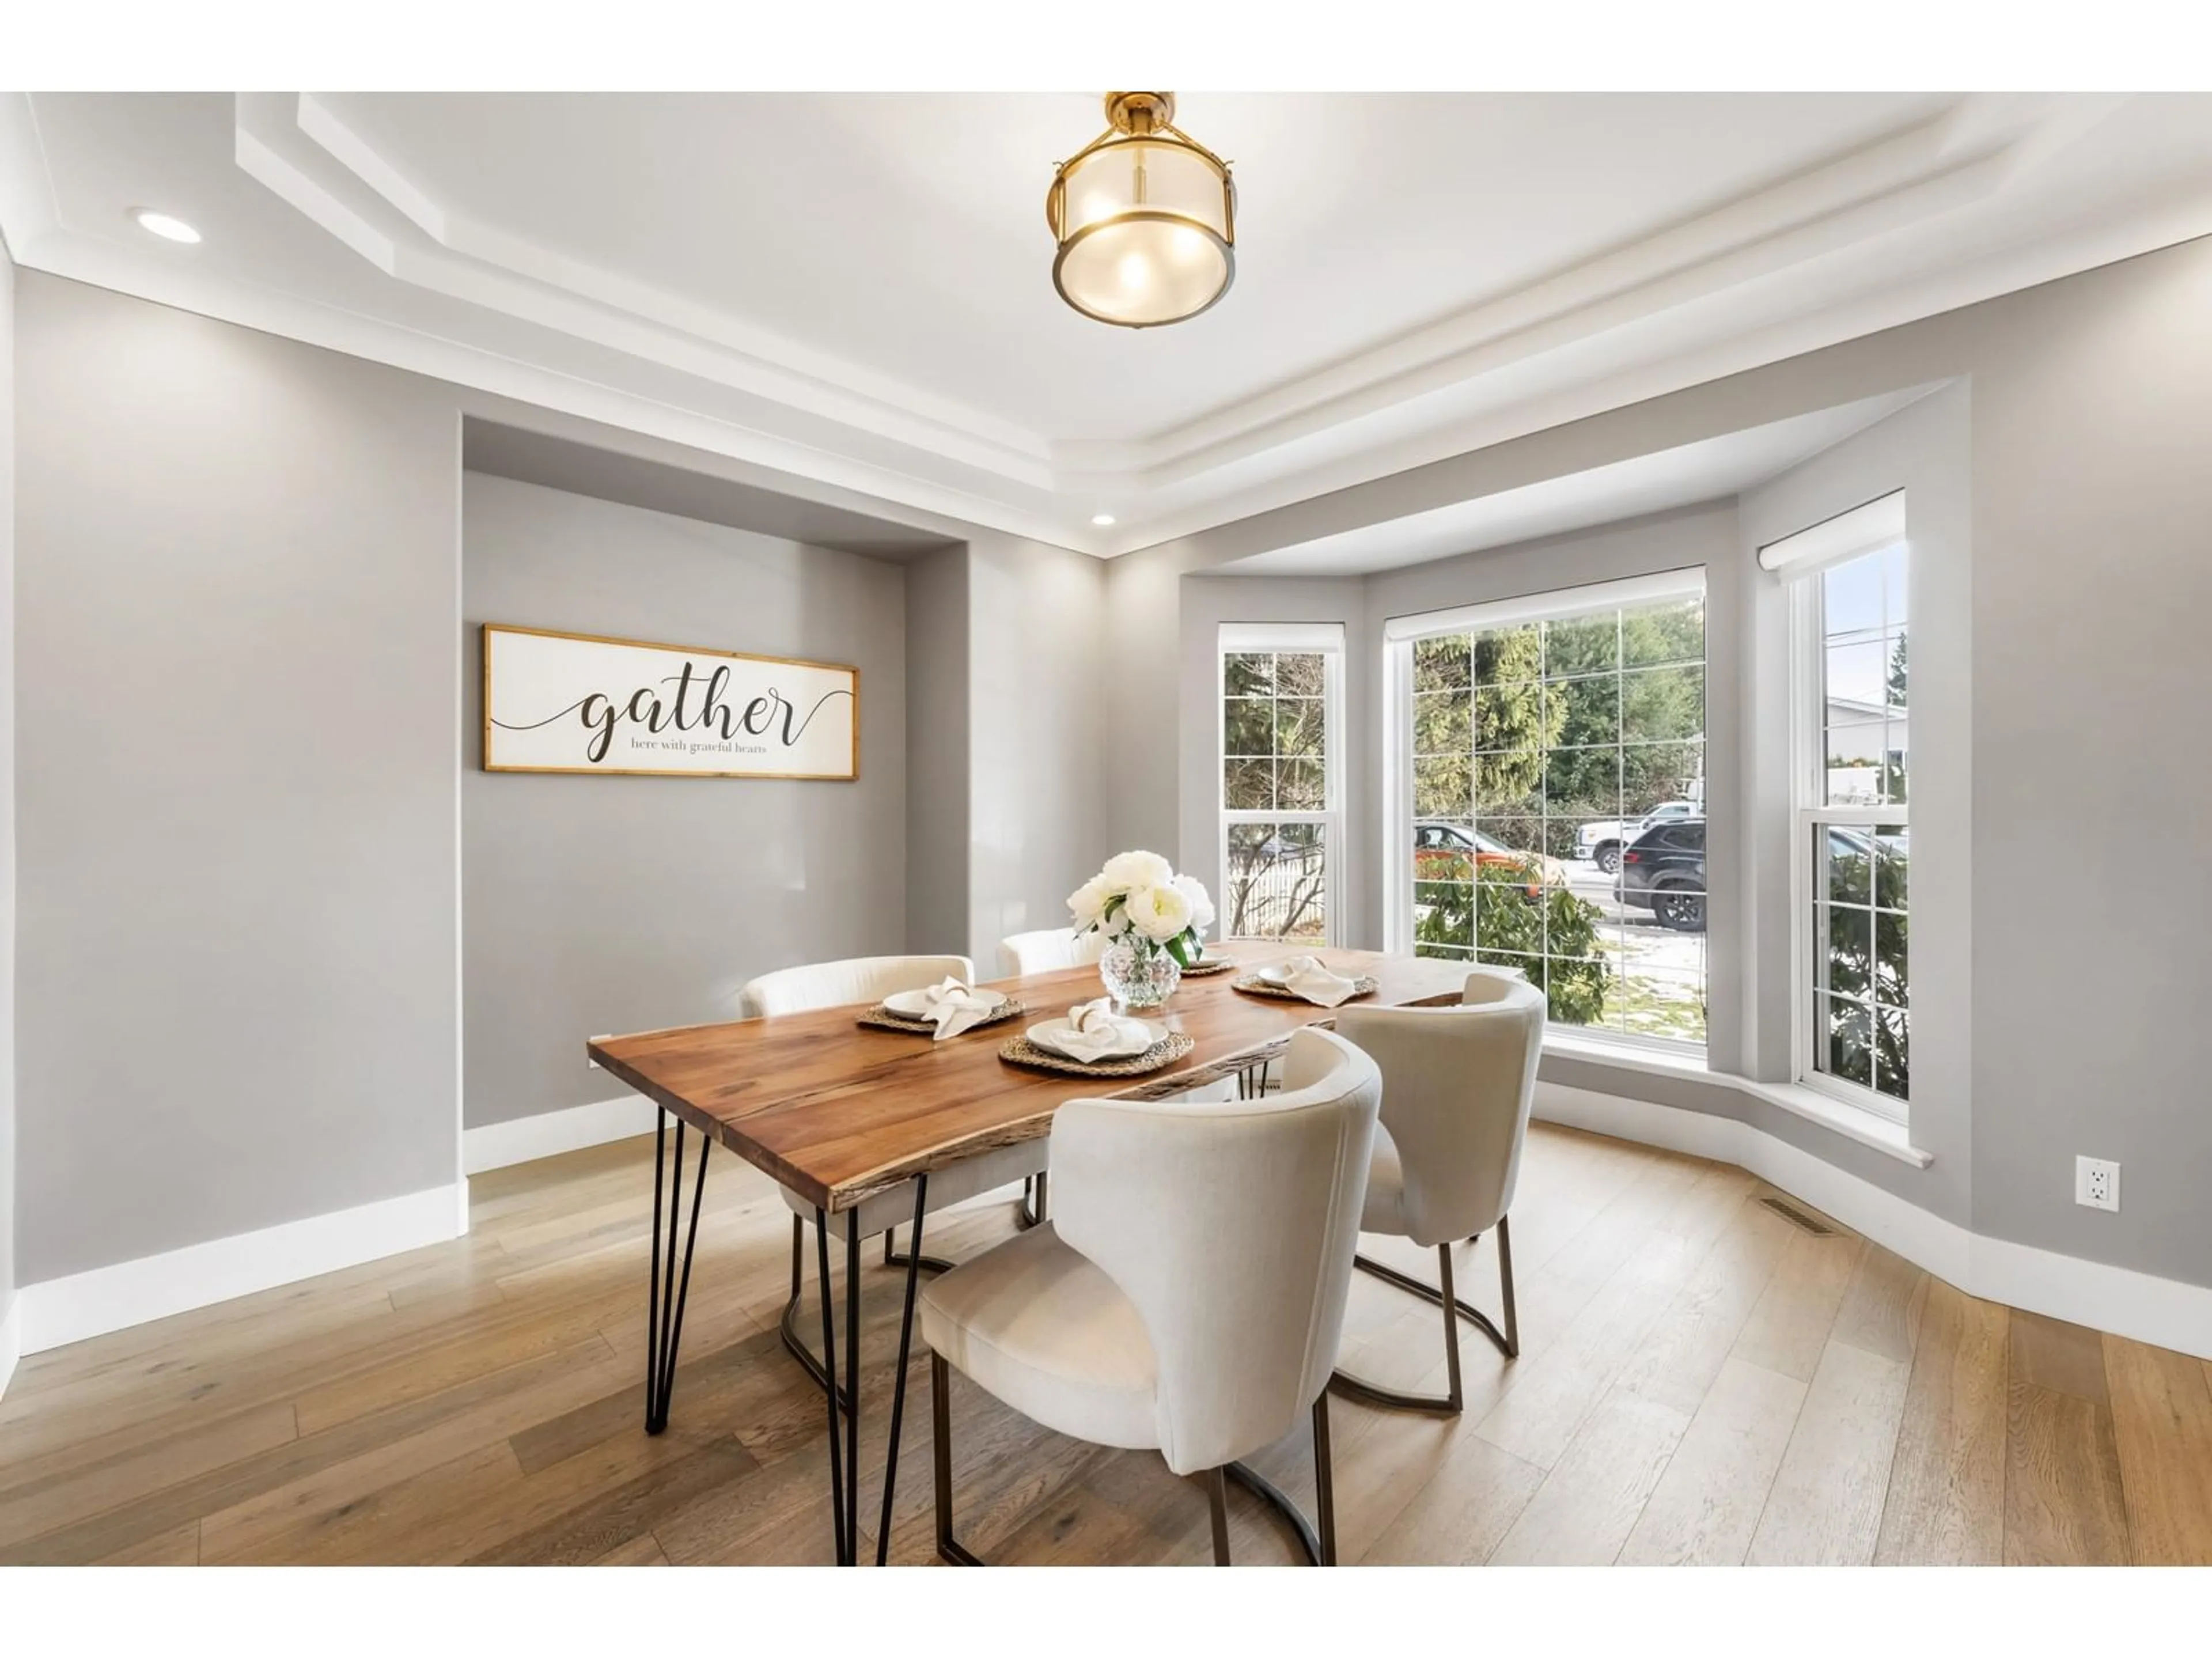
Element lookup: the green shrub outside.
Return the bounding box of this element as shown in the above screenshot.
[1412,857,1609,1025]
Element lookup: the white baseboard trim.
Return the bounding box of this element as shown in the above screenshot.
[463,1096,659,1175]
[0,1297,21,1402]
[1537,1082,2212,1363]
[16,1181,467,1358]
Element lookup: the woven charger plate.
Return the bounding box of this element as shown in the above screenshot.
[999,1028,1196,1078]
[1177,956,1238,978]
[857,998,1025,1036]
[1231,974,1380,1002]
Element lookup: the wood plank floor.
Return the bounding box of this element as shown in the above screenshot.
[4,1123,2209,1566]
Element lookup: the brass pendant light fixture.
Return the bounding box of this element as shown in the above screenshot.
[1047,92,1236,329]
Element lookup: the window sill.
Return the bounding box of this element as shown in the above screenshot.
[1539,1032,1933,1169]
[1734,1080,1931,1168]
[1543,1028,1711,1079]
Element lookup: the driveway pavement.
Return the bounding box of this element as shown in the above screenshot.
[1561,857,1705,1041]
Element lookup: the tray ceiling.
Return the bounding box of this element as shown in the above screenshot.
[5,91,2210,555]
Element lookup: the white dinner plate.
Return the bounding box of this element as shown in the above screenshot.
[882,985,1005,1018]
[1024,1017,1160,1061]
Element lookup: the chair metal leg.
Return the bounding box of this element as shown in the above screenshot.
[875,1175,929,1565]
[781,1219,849,1411]
[884,1223,957,1275]
[1439,1243,1464,1411]
[1224,1459,1325,1565]
[931,1352,982,1565]
[1312,1388,1339,1566]
[643,1113,710,1434]
[782,1198,954,1410]
[1330,1220,1520,1415]
[1219,1394,1336,1565]
[934,1357,1324,1567]
[1015,1171,1050,1229]
[1496,1213,1520,1357]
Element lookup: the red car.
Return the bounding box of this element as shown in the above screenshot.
[1412,822,1569,896]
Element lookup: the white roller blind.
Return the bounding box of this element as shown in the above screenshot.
[1220,622,1344,653]
[1758,490,1906,578]
[1381,566,1702,643]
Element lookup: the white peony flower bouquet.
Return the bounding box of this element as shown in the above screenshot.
[1067,850,1217,972]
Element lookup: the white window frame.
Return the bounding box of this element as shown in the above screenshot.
[1380,567,1706,1055]
[1779,518,1910,1126]
[1218,623,1344,947]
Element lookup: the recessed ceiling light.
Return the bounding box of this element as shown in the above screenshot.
[131,209,202,245]
[1091,513,1116,527]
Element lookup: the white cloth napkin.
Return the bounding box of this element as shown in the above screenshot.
[1257,955,1361,1007]
[1033,997,1158,1062]
[908,976,1003,1041]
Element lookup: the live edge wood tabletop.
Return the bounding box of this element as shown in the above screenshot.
[587,945,1469,1215]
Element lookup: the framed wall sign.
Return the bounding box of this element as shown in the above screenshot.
[481,624,858,780]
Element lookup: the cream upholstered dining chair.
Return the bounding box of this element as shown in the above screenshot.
[1328,968,1545,1414]
[736,955,1050,1399]
[737,955,976,1019]
[997,926,1106,978]
[920,1027,1381,1566]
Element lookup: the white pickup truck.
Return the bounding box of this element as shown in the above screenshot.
[1574,800,1698,874]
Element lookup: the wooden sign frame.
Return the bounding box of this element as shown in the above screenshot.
[480,623,859,781]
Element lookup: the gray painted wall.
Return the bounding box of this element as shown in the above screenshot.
[460,473,909,1128]
[14,272,463,1283]
[1116,234,2212,1289]
[1952,254,2210,1282]
[5,276,1110,1290]
[1,240,17,1332]
[904,544,970,958]
[963,535,1109,964]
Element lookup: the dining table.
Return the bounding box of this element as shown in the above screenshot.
[586,942,1471,1565]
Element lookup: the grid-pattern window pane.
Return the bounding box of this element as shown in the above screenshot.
[1226,820,1330,941]
[1805,542,1910,1109]
[1821,546,1909,807]
[1224,647,1334,942]
[1223,651,1329,812]
[1408,590,1707,1046]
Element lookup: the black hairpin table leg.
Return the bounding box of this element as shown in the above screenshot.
[876,1175,930,1564]
[814,1203,869,1565]
[843,1206,860,1563]
[813,1205,847,1563]
[810,1178,935,1566]
[643,1111,710,1435]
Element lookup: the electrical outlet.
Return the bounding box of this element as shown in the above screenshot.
[588,1034,609,1071]
[2075,1156,2120,1213]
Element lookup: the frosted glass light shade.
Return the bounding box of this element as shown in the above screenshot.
[1048,109,1236,328]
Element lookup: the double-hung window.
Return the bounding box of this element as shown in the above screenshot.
[1219,624,1343,944]
[1384,570,1707,1046]
[1765,494,1911,1118]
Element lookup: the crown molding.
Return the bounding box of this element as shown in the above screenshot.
[271,94,1052,483]
[0,90,60,262]
[1102,182,2212,555]
[6,90,2209,558]
[14,211,1092,554]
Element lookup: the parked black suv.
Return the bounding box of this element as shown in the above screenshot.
[1618,818,1705,932]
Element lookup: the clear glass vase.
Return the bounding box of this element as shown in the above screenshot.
[1099,938,1182,1010]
